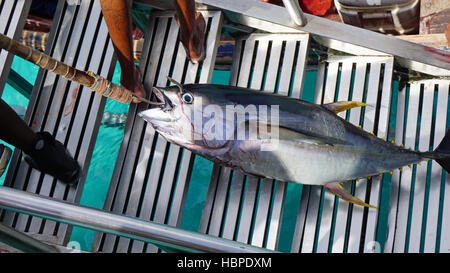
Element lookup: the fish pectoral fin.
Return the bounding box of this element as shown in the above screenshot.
[257,122,346,146]
[324,182,377,209]
[323,101,372,114]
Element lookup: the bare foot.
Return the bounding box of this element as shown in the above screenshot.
[189,12,206,63]
[176,11,206,64]
[121,64,146,103]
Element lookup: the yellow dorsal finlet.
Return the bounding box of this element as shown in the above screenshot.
[323,101,372,114]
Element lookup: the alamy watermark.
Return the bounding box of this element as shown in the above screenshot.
[366,241,381,253]
[67,241,82,253]
[191,97,280,151]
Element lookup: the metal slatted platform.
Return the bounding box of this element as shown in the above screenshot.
[199,33,310,250]
[291,55,394,253]
[0,0,31,95]
[0,0,449,253]
[0,0,117,245]
[91,10,223,253]
[385,80,450,253]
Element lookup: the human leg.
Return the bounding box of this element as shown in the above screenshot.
[100,0,145,103]
[175,0,206,63]
[0,99,80,184]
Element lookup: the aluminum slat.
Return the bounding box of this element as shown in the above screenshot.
[315,61,340,253]
[428,83,448,252]
[346,60,369,253]
[331,61,354,253]
[384,80,450,253]
[292,56,394,253]
[0,0,31,95]
[408,82,434,252]
[363,58,393,252]
[293,62,325,253]
[384,83,407,253]
[200,33,310,251]
[394,82,421,252]
[348,60,381,253]
[2,0,115,246]
[33,0,108,236]
[92,10,223,253]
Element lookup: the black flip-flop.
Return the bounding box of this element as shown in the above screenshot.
[24,132,81,185]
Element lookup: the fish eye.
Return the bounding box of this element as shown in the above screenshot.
[181,92,194,104]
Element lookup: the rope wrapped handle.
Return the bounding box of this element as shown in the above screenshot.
[87,71,133,104]
[0,32,163,105]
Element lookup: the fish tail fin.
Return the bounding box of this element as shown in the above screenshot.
[424,129,450,173]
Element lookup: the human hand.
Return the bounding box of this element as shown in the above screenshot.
[121,64,146,103]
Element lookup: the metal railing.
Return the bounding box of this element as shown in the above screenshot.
[281,0,307,27]
[0,186,276,253]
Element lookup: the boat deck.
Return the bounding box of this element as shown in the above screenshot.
[0,0,449,253]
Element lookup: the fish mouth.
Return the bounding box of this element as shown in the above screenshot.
[152,87,173,111]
